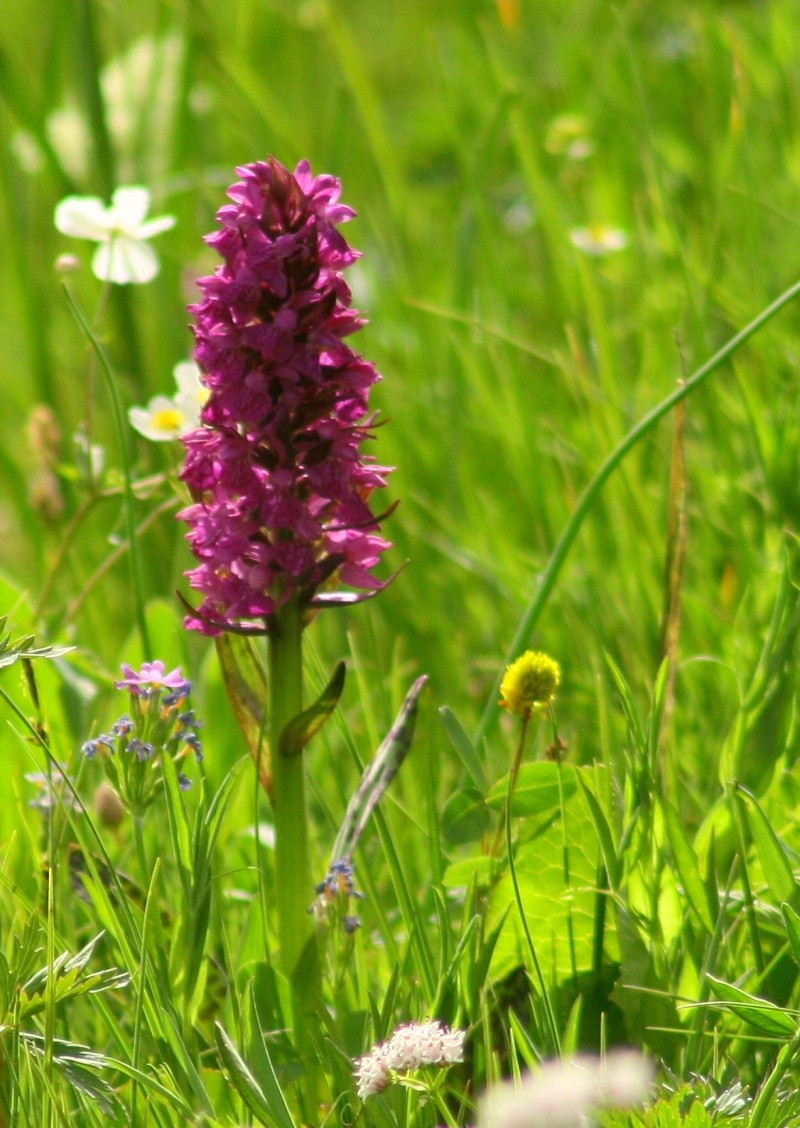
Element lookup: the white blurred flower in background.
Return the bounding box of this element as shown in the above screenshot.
[569,223,629,256]
[54,186,175,284]
[477,1051,653,1128]
[13,33,191,183]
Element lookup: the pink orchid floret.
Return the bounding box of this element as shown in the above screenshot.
[115,660,191,697]
[178,157,393,634]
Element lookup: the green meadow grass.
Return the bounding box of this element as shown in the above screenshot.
[1,0,800,1124]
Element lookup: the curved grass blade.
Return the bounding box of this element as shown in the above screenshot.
[439,705,487,791]
[475,277,800,746]
[705,975,796,1037]
[215,1021,280,1126]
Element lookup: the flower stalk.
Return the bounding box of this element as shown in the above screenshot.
[269,597,313,979]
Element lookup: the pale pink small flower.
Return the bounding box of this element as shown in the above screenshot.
[354,1020,465,1100]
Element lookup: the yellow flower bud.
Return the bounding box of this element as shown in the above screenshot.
[499,651,561,718]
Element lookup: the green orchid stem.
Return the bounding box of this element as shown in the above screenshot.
[270,598,314,976]
[269,599,322,1116]
[476,278,800,747]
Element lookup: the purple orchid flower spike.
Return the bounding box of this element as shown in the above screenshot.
[178,157,395,635]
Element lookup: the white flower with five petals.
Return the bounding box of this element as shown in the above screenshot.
[54,186,175,284]
[128,361,208,442]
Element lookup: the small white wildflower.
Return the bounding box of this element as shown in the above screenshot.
[545,114,594,161]
[128,395,188,442]
[569,224,629,257]
[172,360,208,423]
[54,186,175,284]
[128,361,207,442]
[354,1020,465,1101]
[597,1050,654,1108]
[354,1046,390,1100]
[478,1051,653,1128]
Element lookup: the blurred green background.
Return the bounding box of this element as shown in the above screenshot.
[1,0,799,804]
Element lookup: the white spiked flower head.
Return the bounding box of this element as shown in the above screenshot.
[354,1020,465,1101]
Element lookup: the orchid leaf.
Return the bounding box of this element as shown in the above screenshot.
[215,634,270,793]
[278,661,346,758]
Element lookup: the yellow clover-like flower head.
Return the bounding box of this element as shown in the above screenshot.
[499,651,561,718]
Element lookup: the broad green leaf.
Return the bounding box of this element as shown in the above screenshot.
[706,975,797,1036]
[487,767,617,980]
[279,660,345,757]
[486,761,576,817]
[215,633,270,792]
[441,786,491,845]
[663,800,715,934]
[441,855,495,889]
[782,903,800,969]
[439,705,487,791]
[736,785,797,906]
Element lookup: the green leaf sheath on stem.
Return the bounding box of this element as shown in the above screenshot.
[475,279,800,746]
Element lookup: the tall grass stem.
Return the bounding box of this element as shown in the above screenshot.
[476,278,800,746]
[60,283,152,659]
